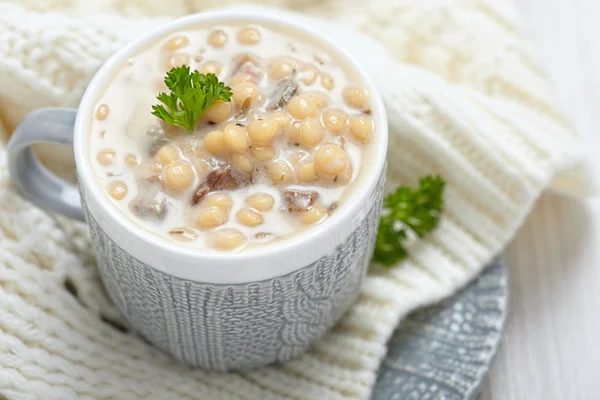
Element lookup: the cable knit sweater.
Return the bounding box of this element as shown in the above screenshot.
[0,1,592,399]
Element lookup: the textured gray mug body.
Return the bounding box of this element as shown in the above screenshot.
[81,172,384,370]
[7,86,386,372]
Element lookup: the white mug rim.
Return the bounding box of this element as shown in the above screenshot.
[73,9,388,278]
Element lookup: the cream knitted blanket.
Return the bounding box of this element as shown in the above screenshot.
[0,1,593,399]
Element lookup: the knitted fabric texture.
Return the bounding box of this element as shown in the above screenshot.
[0,1,592,399]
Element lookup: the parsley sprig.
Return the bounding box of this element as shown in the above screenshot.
[373,175,445,266]
[151,66,232,131]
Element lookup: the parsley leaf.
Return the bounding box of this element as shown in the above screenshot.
[373,175,445,266]
[151,66,232,131]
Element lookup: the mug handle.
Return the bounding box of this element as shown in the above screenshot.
[7,107,85,221]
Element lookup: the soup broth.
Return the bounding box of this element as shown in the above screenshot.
[90,23,376,251]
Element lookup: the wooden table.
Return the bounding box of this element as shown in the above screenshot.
[480,0,600,399]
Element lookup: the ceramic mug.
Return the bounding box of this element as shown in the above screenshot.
[7,10,388,371]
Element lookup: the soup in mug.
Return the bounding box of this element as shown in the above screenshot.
[89,23,376,251]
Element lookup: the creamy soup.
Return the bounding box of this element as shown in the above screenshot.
[90,23,375,251]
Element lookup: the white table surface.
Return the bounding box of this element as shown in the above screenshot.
[479,0,600,399]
